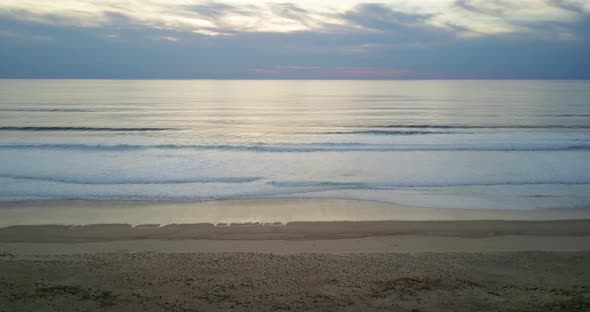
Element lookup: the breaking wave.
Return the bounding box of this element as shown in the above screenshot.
[0,174,262,185]
[0,143,589,152]
[0,127,176,132]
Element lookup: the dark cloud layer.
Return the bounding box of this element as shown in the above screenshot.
[454,0,516,16]
[547,0,586,13]
[0,1,589,79]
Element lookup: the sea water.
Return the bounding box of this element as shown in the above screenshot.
[1,80,589,209]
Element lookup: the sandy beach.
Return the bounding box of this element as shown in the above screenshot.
[2,251,590,312]
[0,199,589,311]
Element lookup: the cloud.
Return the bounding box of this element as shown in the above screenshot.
[253,69,281,74]
[331,67,409,77]
[270,3,314,27]
[274,66,321,70]
[0,0,589,79]
[250,66,411,78]
[0,0,587,37]
[453,0,515,16]
[546,0,586,13]
[339,3,450,42]
[341,4,431,30]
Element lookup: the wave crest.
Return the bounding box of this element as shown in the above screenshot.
[0,143,589,152]
[0,127,175,132]
[0,174,262,185]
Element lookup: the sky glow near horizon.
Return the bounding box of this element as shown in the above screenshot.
[1,0,589,78]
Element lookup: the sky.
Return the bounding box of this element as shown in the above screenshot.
[1,0,589,79]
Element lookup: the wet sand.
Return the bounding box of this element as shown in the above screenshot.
[2,220,590,243]
[1,199,589,311]
[2,199,590,227]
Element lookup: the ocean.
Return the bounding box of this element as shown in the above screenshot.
[1,79,589,210]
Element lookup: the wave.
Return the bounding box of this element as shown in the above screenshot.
[537,114,590,118]
[0,126,176,132]
[0,108,94,112]
[0,174,262,185]
[3,180,585,203]
[323,130,455,135]
[372,124,590,129]
[0,143,589,152]
[270,180,590,189]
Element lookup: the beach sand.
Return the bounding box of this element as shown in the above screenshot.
[1,199,590,311]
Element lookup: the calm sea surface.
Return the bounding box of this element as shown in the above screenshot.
[1,80,589,209]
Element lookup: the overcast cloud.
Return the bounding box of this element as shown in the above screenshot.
[1,0,589,78]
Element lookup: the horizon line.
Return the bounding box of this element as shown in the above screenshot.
[1,78,590,81]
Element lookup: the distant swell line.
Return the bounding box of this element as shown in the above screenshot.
[373,125,590,129]
[0,175,262,185]
[0,127,176,132]
[0,108,94,112]
[323,130,455,135]
[0,143,589,152]
[270,180,590,188]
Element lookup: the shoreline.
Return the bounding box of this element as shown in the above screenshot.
[1,198,590,228]
[2,219,590,255]
[2,220,590,243]
[2,197,590,255]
